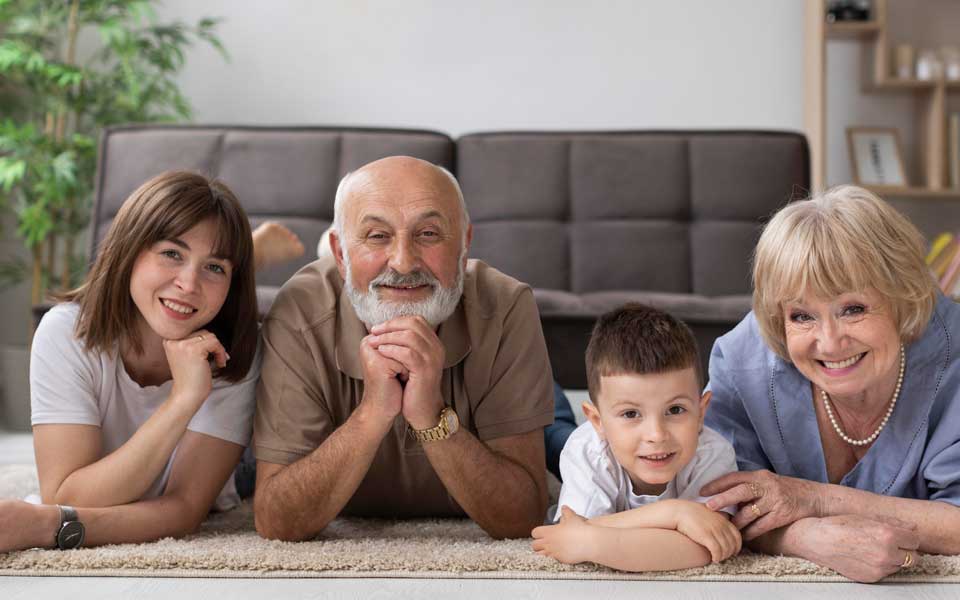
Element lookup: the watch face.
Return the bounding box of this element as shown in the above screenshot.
[444,410,459,433]
[57,521,85,550]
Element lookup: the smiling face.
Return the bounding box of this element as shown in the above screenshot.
[782,289,902,403]
[331,157,471,327]
[584,368,708,496]
[128,218,233,344]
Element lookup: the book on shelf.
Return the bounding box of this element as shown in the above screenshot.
[927,232,954,265]
[940,238,960,294]
[930,236,959,281]
[951,272,960,299]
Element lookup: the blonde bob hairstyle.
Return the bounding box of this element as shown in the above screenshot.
[752,185,937,360]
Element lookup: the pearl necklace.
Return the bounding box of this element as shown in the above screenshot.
[820,345,905,447]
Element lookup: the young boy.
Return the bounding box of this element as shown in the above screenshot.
[532,303,740,572]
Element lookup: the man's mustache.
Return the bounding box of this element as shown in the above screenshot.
[370,269,438,290]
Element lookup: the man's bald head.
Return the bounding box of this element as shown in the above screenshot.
[332,156,469,239]
[328,156,473,328]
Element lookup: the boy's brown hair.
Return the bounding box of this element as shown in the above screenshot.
[585,303,701,404]
[61,171,258,382]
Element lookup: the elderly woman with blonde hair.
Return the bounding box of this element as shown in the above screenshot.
[700,185,960,582]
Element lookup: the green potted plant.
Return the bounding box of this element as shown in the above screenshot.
[0,0,226,429]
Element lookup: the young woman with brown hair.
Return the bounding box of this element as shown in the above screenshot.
[0,171,298,551]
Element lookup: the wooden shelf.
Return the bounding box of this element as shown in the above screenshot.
[864,185,960,199]
[870,77,937,91]
[806,0,952,191]
[869,78,960,92]
[825,21,881,39]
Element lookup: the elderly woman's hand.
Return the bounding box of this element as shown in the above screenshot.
[790,515,920,583]
[701,470,824,540]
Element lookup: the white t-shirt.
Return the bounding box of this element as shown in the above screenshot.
[30,303,260,510]
[552,422,738,522]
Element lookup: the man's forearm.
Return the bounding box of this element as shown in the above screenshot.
[254,404,391,541]
[422,429,546,539]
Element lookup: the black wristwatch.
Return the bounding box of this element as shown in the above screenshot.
[55,505,85,550]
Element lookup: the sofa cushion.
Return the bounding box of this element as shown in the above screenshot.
[256,285,282,320]
[458,131,808,303]
[581,291,752,324]
[532,288,585,314]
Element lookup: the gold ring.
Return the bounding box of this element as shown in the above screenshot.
[901,552,914,568]
[750,503,761,517]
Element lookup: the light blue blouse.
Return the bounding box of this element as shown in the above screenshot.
[704,293,960,506]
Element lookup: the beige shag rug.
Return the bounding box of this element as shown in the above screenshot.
[2,464,959,581]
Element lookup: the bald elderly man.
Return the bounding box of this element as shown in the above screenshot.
[252,156,554,540]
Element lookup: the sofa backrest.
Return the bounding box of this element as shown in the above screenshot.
[91,125,455,286]
[457,131,809,296]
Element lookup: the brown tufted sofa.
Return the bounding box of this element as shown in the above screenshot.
[90,125,808,388]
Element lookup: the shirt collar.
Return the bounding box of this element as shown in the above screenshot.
[335,287,472,380]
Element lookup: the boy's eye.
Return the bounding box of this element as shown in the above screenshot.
[620,410,639,419]
[666,405,686,416]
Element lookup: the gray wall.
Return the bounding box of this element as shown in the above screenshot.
[159,0,806,133]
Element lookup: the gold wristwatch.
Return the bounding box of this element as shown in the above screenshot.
[410,407,460,443]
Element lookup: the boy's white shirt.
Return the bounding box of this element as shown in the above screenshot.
[550,422,738,522]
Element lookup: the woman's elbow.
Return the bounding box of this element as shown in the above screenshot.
[52,486,97,508]
[165,501,211,539]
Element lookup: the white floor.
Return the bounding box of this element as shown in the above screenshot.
[1,428,956,599]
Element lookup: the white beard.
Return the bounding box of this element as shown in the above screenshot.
[343,248,466,328]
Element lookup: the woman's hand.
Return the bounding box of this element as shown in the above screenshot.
[532,506,597,564]
[792,515,920,583]
[0,500,59,553]
[701,470,823,540]
[164,329,228,411]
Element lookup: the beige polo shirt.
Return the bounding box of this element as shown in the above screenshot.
[253,257,554,518]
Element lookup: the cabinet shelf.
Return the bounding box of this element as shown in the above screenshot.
[869,78,960,92]
[864,185,960,200]
[870,78,937,91]
[805,0,953,193]
[825,21,881,39]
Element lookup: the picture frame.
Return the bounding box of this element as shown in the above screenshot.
[846,127,908,187]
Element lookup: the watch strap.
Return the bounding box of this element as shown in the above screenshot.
[410,407,456,443]
[60,505,78,523]
[55,504,84,550]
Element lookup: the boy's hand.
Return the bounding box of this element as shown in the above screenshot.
[672,501,742,562]
[531,506,596,565]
